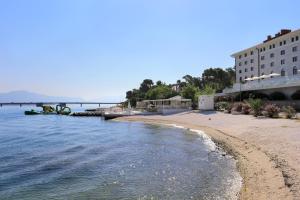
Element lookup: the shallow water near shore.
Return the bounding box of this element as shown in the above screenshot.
[0,107,241,200]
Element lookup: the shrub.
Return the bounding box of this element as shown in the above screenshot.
[247,98,264,117]
[242,103,251,115]
[231,103,243,113]
[264,104,280,118]
[228,103,234,113]
[215,101,229,111]
[270,92,286,101]
[282,106,296,119]
[291,90,300,100]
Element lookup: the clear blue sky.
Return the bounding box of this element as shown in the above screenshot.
[1,0,299,101]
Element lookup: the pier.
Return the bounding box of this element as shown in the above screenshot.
[0,102,122,107]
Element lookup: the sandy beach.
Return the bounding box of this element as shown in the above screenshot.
[117,111,300,200]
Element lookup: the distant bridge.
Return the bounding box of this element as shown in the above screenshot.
[0,102,122,107]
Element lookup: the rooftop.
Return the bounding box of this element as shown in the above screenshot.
[231,28,300,57]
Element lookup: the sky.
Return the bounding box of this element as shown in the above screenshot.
[0,0,300,101]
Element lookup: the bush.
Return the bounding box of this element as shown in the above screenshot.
[291,90,300,100]
[247,98,264,117]
[215,101,229,111]
[231,103,243,113]
[264,104,280,118]
[282,106,296,119]
[242,103,251,115]
[270,92,286,101]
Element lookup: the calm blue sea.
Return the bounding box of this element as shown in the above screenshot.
[0,107,241,200]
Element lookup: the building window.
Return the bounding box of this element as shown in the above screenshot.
[263,47,266,51]
[292,46,298,52]
[280,41,282,46]
[239,77,242,82]
[284,40,286,45]
[296,36,299,41]
[244,53,247,57]
[261,64,265,69]
[250,59,254,63]
[293,66,298,75]
[239,70,242,74]
[270,71,274,78]
[281,59,285,65]
[250,51,253,55]
[292,37,295,42]
[269,45,272,49]
[270,53,274,58]
[281,50,285,55]
[251,67,254,71]
[270,62,274,67]
[261,56,265,60]
[239,62,242,66]
[272,44,275,48]
[239,55,242,59]
[245,68,248,72]
[244,61,248,65]
[281,69,286,76]
[293,56,297,62]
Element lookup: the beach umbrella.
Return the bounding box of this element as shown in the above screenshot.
[251,76,260,80]
[269,73,280,77]
[260,74,269,79]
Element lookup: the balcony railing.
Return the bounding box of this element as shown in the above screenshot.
[223,74,300,93]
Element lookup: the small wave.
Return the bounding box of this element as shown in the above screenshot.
[167,124,216,151]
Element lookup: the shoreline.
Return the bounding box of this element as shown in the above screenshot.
[116,113,297,200]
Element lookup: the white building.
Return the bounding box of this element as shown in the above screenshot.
[223,29,300,99]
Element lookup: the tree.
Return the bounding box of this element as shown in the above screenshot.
[182,75,201,88]
[139,79,154,93]
[181,85,200,109]
[145,85,177,100]
[199,85,215,95]
[202,67,235,92]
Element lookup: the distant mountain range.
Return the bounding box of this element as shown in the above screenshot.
[0,91,83,102]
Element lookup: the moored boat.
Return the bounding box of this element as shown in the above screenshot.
[24,110,41,115]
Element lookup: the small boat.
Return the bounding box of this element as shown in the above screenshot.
[56,105,71,115]
[24,110,41,115]
[25,105,72,116]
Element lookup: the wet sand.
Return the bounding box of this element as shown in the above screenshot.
[117,111,300,200]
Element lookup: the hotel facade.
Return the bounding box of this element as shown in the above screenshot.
[223,29,300,99]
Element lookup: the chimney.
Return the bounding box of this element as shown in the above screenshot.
[280,29,291,35]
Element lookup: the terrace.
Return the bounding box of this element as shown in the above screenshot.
[223,74,300,94]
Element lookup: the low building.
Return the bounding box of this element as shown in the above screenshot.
[223,29,300,100]
[136,96,192,115]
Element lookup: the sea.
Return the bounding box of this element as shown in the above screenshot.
[0,106,241,200]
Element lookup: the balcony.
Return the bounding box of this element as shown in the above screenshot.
[223,75,300,94]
